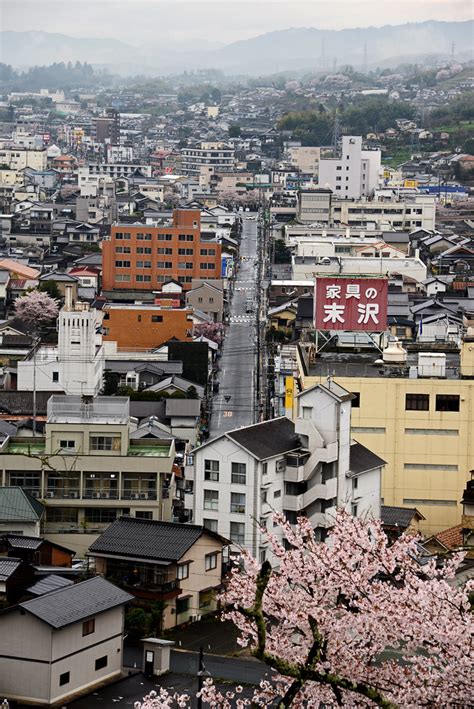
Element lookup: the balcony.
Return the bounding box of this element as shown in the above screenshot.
[83,489,119,500]
[45,488,81,500]
[283,478,338,512]
[47,395,129,424]
[122,491,157,501]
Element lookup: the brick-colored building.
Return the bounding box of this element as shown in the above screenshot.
[102,209,221,294]
[102,304,193,350]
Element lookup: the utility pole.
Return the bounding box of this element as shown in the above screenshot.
[32,335,39,436]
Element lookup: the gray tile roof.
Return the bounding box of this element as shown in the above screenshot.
[19,576,133,628]
[5,535,42,550]
[349,442,386,475]
[381,505,425,528]
[226,417,300,460]
[0,557,22,581]
[88,517,225,562]
[26,574,74,597]
[0,487,44,522]
[165,398,201,417]
[0,391,63,415]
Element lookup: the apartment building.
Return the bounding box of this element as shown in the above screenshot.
[288,146,321,176]
[181,142,235,176]
[77,164,152,186]
[102,303,193,350]
[297,189,332,223]
[296,333,474,535]
[332,194,436,231]
[0,395,177,555]
[102,209,221,295]
[92,109,120,145]
[0,147,47,172]
[188,383,382,561]
[318,136,381,198]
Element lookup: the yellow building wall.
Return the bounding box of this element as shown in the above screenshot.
[300,372,474,535]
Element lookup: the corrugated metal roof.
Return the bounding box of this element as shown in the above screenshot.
[19,576,133,628]
[0,487,44,522]
[27,574,74,597]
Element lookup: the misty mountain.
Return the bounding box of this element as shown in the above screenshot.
[1,21,472,76]
[0,31,133,68]
[208,20,474,74]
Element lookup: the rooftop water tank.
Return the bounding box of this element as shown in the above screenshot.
[382,337,408,365]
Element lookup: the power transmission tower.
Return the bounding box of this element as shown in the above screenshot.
[363,43,368,74]
[332,113,341,153]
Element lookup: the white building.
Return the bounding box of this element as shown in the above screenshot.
[288,146,321,176]
[17,288,104,396]
[292,252,427,284]
[318,136,381,199]
[188,382,383,562]
[181,142,235,176]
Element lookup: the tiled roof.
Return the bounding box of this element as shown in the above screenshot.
[381,505,425,528]
[88,517,225,562]
[26,575,74,597]
[0,557,22,581]
[19,576,133,628]
[0,391,62,415]
[349,442,386,475]
[0,487,44,522]
[5,535,42,550]
[226,417,300,460]
[431,525,463,550]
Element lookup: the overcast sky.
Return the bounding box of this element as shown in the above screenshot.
[1,0,472,45]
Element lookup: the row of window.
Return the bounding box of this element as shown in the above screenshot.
[115,274,195,284]
[203,489,245,514]
[350,392,460,412]
[204,460,246,484]
[115,247,215,255]
[115,261,216,270]
[115,233,197,241]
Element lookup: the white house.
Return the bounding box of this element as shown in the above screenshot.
[17,287,104,396]
[318,136,381,199]
[0,576,132,706]
[188,382,383,562]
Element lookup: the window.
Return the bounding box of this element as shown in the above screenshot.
[137,233,152,241]
[53,370,60,382]
[59,439,75,451]
[115,260,131,268]
[136,275,151,282]
[115,246,131,253]
[204,489,219,510]
[136,261,151,268]
[351,392,360,408]
[351,427,385,433]
[262,462,268,476]
[176,597,189,615]
[200,248,215,255]
[82,618,95,636]
[261,489,268,504]
[352,477,358,490]
[135,511,153,520]
[403,498,457,507]
[203,518,218,532]
[136,247,152,254]
[405,394,429,411]
[177,562,190,580]
[273,489,281,498]
[230,521,245,544]
[351,503,358,517]
[158,247,173,254]
[178,234,193,241]
[151,315,163,323]
[115,232,131,240]
[157,261,173,269]
[46,507,78,523]
[205,552,218,571]
[231,492,245,514]
[435,395,460,412]
[178,248,193,255]
[90,436,118,451]
[59,672,70,686]
[405,428,458,436]
[85,508,119,524]
[116,275,131,282]
[302,406,312,419]
[404,463,457,471]
[95,656,108,671]
[157,234,173,241]
[231,462,246,485]
[204,460,219,482]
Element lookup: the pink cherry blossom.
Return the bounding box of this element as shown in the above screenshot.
[14,289,59,328]
[136,511,473,707]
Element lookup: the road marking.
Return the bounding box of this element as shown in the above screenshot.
[223,411,233,417]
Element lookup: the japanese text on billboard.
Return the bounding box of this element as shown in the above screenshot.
[314,277,388,331]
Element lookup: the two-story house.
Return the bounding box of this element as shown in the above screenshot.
[88,517,228,629]
[188,382,384,562]
[0,576,132,706]
[0,395,179,556]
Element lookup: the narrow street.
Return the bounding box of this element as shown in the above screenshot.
[210,214,259,437]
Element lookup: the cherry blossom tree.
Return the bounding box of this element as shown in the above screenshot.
[14,289,60,328]
[135,511,473,708]
[193,322,225,345]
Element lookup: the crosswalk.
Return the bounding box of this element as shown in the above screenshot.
[229,315,254,323]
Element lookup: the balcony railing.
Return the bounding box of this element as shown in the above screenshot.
[47,395,129,424]
[83,489,119,500]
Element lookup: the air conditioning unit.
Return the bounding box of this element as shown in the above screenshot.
[140,493,148,500]
[46,491,54,498]
[276,459,286,473]
[131,493,140,500]
[92,492,101,499]
[69,491,78,499]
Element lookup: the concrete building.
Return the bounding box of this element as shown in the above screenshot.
[185,282,225,322]
[295,334,474,535]
[88,517,228,628]
[102,209,222,295]
[92,109,120,145]
[291,252,427,285]
[288,146,321,176]
[102,304,193,350]
[181,142,235,176]
[17,292,104,397]
[332,194,436,231]
[0,147,47,172]
[188,383,383,561]
[0,395,177,555]
[0,576,132,706]
[297,189,332,223]
[318,136,381,199]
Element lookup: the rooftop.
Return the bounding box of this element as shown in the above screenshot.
[0,486,44,522]
[225,417,301,461]
[47,395,130,424]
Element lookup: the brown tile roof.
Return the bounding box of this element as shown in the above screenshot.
[433,525,463,550]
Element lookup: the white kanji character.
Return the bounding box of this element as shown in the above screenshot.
[325,284,341,299]
[357,303,379,324]
[346,283,360,299]
[365,287,378,299]
[323,303,345,324]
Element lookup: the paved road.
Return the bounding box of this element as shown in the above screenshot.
[210,214,259,437]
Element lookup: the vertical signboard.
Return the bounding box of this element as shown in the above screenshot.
[314,277,388,331]
[284,376,294,416]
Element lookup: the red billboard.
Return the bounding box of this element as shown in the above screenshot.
[314,277,388,331]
